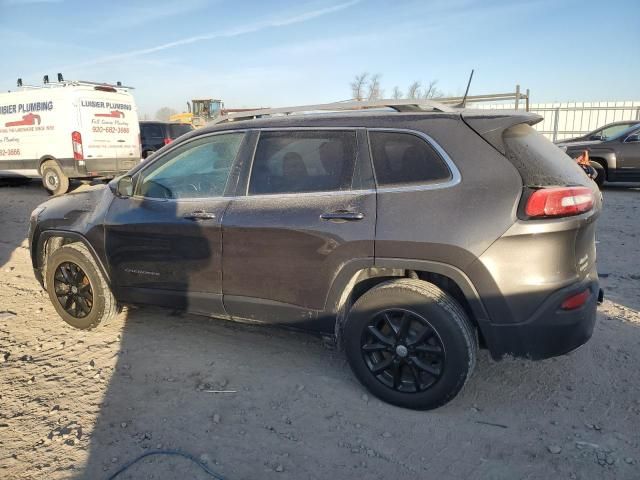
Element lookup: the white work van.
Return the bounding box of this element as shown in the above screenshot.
[0,81,141,195]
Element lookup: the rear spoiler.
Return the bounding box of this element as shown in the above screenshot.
[462,111,543,154]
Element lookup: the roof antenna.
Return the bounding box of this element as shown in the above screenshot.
[457,69,474,108]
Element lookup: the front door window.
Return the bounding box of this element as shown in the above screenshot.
[137,133,244,199]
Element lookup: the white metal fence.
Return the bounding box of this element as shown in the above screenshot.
[467,100,640,141]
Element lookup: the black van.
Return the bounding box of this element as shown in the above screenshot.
[139,121,193,159]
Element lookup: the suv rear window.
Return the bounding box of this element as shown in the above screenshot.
[503,124,588,186]
[168,124,193,139]
[248,130,357,195]
[143,124,164,139]
[369,131,451,187]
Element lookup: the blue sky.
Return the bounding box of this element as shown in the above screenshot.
[1,0,638,117]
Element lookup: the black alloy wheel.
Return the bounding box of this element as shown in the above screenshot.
[53,261,93,318]
[361,308,445,393]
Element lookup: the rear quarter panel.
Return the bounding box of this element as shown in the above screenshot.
[374,117,523,270]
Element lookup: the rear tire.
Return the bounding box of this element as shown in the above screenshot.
[45,243,119,330]
[344,278,477,410]
[41,160,69,196]
[590,161,606,188]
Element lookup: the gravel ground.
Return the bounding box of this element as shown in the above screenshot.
[0,180,639,480]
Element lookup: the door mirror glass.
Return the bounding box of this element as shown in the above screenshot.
[115,175,134,197]
[589,134,602,141]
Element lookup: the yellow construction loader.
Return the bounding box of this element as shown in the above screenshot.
[170,99,223,127]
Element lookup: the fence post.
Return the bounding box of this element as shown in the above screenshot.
[525,89,530,112]
[553,108,560,142]
[515,84,520,110]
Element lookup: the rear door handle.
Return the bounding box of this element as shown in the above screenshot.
[183,210,216,220]
[320,211,365,221]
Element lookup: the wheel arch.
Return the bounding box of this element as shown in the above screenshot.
[36,230,111,291]
[588,150,617,173]
[37,155,60,175]
[326,258,490,346]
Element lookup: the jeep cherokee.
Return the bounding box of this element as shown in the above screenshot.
[29,100,603,410]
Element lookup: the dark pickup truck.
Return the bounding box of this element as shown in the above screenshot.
[558,123,640,186]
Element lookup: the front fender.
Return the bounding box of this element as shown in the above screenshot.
[32,230,112,290]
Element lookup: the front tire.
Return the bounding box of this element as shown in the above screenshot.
[344,279,477,410]
[41,160,69,196]
[45,243,119,330]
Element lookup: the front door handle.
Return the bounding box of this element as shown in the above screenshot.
[320,210,365,221]
[183,210,216,220]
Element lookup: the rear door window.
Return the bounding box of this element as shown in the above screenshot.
[248,130,357,195]
[369,131,452,187]
[143,124,164,141]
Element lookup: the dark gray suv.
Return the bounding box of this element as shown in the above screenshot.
[28,100,603,410]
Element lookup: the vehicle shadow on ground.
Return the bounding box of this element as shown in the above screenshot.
[77,301,640,480]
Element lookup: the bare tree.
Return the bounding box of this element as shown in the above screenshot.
[367,74,382,101]
[406,81,421,100]
[349,75,444,101]
[422,80,442,99]
[351,72,369,101]
[155,107,177,121]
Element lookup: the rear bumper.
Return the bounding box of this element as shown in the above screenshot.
[481,280,600,360]
[58,157,139,179]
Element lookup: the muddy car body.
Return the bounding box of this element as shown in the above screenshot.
[29,100,602,409]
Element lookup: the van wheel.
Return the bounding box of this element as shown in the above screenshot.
[41,160,69,196]
[45,243,119,330]
[344,279,477,410]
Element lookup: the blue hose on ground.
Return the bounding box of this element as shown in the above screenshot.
[106,449,227,480]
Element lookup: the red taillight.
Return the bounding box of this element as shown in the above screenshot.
[525,187,594,218]
[163,137,173,145]
[71,131,83,160]
[560,288,591,310]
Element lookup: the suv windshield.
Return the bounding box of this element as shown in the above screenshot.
[168,124,194,139]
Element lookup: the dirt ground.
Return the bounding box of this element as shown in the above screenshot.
[0,180,639,480]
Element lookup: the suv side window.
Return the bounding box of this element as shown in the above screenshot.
[136,133,244,199]
[369,131,451,187]
[248,130,357,195]
[601,124,632,140]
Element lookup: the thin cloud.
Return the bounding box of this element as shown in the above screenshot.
[97,0,211,31]
[59,0,362,69]
[1,0,62,5]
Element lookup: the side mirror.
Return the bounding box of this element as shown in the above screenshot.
[589,134,603,141]
[110,175,134,198]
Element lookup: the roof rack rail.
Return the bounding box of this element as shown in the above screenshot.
[213,99,454,124]
[68,80,135,89]
[14,80,134,91]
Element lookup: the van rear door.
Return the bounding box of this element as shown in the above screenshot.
[78,91,139,175]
